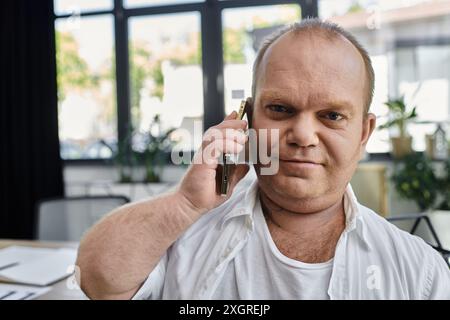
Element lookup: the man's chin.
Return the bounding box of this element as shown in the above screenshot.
[258,174,324,200]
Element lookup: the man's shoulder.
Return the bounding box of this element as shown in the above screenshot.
[358,206,450,298]
[359,205,442,265]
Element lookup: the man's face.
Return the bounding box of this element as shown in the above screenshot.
[252,31,376,213]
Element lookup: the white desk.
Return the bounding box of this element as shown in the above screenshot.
[0,239,86,300]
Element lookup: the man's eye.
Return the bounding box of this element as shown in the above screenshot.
[268,105,291,113]
[323,111,344,121]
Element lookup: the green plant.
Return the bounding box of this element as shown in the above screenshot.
[142,114,176,183]
[392,153,439,211]
[114,115,176,183]
[378,96,417,138]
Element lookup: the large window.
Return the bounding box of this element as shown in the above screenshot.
[320,0,450,154]
[55,15,116,159]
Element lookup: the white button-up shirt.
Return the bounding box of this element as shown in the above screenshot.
[133,170,450,300]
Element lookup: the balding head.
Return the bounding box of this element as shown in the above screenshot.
[251,18,375,115]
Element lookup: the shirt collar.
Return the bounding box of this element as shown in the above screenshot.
[219,174,258,230]
[343,183,370,250]
[220,173,370,250]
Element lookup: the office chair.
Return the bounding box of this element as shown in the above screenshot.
[387,214,450,268]
[35,195,130,242]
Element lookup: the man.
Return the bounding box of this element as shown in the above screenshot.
[76,19,450,299]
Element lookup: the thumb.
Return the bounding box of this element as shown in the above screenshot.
[224,111,237,121]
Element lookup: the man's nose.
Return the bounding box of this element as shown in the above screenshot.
[285,114,320,148]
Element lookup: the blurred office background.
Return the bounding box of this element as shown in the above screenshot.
[1,0,450,249]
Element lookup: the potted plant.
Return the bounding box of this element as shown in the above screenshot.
[392,153,450,248]
[114,115,176,183]
[379,96,417,159]
[142,114,176,183]
[392,153,438,211]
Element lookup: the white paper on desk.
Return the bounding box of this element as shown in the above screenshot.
[0,248,77,286]
[0,283,51,300]
[0,246,58,270]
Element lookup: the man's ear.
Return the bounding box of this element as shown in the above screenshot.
[360,112,376,156]
[246,97,254,128]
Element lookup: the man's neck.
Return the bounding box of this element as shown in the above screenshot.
[259,189,346,263]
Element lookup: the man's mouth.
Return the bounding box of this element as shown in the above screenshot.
[279,158,323,169]
[280,157,322,164]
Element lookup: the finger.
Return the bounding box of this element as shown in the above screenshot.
[203,128,248,146]
[192,139,245,167]
[224,111,237,120]
[204,120,247,138]
[215,119,248,131]
[201,139,245,165]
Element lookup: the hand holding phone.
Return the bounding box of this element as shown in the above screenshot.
[219,99,250,196]
[177,98,250,215]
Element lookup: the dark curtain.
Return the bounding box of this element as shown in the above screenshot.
[0,0,64,239]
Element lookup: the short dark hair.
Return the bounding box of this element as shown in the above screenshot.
[251,18,375,114]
